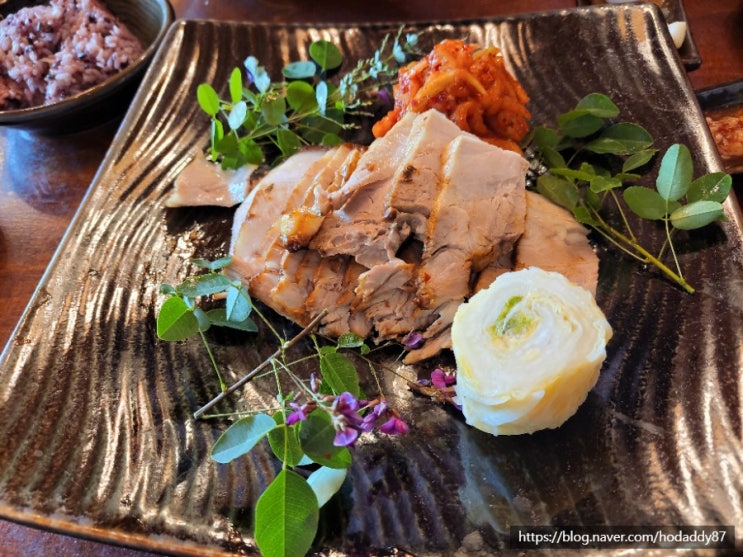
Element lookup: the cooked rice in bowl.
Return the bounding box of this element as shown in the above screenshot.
[0,0,144,110]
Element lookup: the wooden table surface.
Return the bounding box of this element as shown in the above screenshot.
[0,1,741,555]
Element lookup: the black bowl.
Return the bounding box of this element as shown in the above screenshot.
[0,0,174,133]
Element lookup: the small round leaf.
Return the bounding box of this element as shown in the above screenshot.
[670,200,725,230]
[283,61,317,80]
[309,40,343,70]
[656,143,692,201]
[211,414,276,464]
[197,83,220,116]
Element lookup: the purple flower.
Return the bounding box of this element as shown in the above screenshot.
[333,423,360,447]
[285,402,311,425]
[329,392,365,447]
[333,392,360,413]
[379,415,409,436]
[360,400,388,432]
[402,331,425,349]
[332,392,364,427]
[431,368,456,389]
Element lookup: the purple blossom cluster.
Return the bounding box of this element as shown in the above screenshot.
[286,388,409,447]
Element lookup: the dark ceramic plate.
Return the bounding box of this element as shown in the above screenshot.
[1,5,742,556]
[575,0,700,70]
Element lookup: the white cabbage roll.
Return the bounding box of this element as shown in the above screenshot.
[451,266,612,436]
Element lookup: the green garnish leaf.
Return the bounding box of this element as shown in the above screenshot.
[574,92,620,118]
[210,118,224,161]
[283,60,317,80]
[227,100,248,131]
[670,200,726,230]
[307,466,348,508]
[320,133,344,146]
[623,186,674,220]
[315,81,328,116]
[261,94,287,126]
[156,296,200,341]
[193,308,211,332]
[211,414,276,464]
[176,272,232,298]
[532,126,560,151]
[225,284,252,322]
[585,122,653,154]
[191,256,233,271]
[319,352,362,398]
[572,205,599,226]
[198,28,419,169]
[589,174,623,193]
[336,333,366,349]
[255,469,319,557]
[229,67,243,104]
[268,414,305,467]
[160,283,176,295]
[276,128,303,159]
[656,143,692,201]
[687,172,732,203]
[557,112,604,138]
[623,148,658,172]
[309,40,343,70]
[536,173,579,211]
[196,83,220,116]
[206,309,258,332]
[285,80,317,112]
[299,411,352,469]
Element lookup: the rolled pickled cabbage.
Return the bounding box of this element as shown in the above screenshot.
[451,267,612,435]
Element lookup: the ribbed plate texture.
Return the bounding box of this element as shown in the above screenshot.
[1,6,741,555]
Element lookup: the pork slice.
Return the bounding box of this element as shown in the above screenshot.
[237,146,344,293]
[304,255,350,321]
[352,260,434,339]
[325,111,416,210]
[227,148,330,281]
[165,151,257,208]
[515,190,599,295]
[417,134,528,308]
[301,143,358,212]
[309,178,407,267]
[386,109,464,237]
[263,249,323,323]
[279,145,359,251]
[323,147,364,199]
[306,256,372,338]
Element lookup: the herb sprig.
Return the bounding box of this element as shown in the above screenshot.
[156,257,409,557]
[529,92,732,294]
[197,28,420,169]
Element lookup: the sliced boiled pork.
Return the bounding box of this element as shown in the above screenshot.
[223,109,596,364]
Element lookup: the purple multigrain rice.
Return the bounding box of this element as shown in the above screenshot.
[0,0,144,110]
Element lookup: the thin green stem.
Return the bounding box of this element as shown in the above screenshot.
[249,302,284,345]
[663,216,684,279]
[193,309,329,419]
[608,189,638,243]
[596,219,695,294]
[199,329,227,392]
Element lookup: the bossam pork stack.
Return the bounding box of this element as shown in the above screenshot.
[223,109,598,363]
